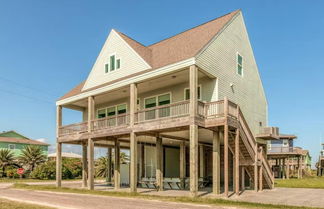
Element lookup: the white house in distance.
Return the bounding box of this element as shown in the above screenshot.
[55,10,277,197]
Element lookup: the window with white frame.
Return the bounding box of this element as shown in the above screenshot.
[237,53,243,76]
[144,93,171,119]
[8,144,15,150]
[105,54,121,73]
[184,86,201,100]
[282,139,289,147]
[267,141,272,151]
[97,103,127,118]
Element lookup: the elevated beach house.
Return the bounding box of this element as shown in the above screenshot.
[56,10,274,197]
[0,131,49,157]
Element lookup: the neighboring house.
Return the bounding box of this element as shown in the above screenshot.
[0,131,49,157]
[56,10,275,197]
[317,143,324,176]
[48,152,82,160]
[257,128,310,179]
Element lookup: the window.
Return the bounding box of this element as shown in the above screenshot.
[267,141,271,151]
[117,104,126,114]
[107,106,116,116]
[97,109,106,118]
[97,104,127,118]
[110,55,115,71]
[105,64,109,73]
[184,86,201,100]
[144,93,171,120]
[237,53,243,76]
[282,139,289,147]
[116,59,121,69]
[8,144,15,150]
[145,97,157,108]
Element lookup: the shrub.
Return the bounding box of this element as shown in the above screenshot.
[30,158,82,180]
[5,166,20,178]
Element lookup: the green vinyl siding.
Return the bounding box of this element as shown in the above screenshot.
[0,142,48,157]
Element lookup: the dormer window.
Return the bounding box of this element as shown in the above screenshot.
[237,53,243,76]
[105,54,121,73]
[110,55,115,71]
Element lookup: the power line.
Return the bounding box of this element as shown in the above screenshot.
[0,88,53,104]
[0,75,58,98]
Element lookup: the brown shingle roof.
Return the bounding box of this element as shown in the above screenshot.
[0,137,49,146]
[58,10,240,101]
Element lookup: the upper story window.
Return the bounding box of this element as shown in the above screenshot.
[282,139,289,147]
[237,53,243,76]
[8,144,15,150]
[184,86,201,100]
[97,103,127,118]
[105,54,121,73]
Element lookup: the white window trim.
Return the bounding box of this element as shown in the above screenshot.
[184,84,202,101]
[144,92,172,108]
[8,144,15,150]
[267,141,271,150]
[236,52,244,77]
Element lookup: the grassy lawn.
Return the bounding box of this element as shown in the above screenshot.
[275,176,324,189]
[0,198,53,209]
[12,183,322,209]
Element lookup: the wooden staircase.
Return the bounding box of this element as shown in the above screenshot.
[228,106,274,190]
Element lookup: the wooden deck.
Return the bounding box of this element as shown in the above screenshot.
[58,100,233,143]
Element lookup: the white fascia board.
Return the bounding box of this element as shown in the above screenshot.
[56,58,196,106]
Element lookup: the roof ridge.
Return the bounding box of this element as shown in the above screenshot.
[115,30,149,48]
[147,9,240,47]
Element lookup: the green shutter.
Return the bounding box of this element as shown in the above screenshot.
[110,55,115,71]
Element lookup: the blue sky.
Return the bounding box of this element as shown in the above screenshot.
[0,0,323,164]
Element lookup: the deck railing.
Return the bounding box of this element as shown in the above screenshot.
[58,122,88,136]
[268,147,294,153]
[92,113,129,131]
[135,100,190,123]
[204,100,224,118]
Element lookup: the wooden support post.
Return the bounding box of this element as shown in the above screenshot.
[286,157,290,179]
[56,105,62,188]
[189,65,198,197]
[107,147,112,183]
[82,142,88,188]
[235,128,240,195]
[213,131,220,194]
[56,142,62,187]
[87,96,95,190]
[180,141,186,189]
[254,144,258,192]
[241,167,245,192]
[259,164,263,191]
[114,139,120,190]
[283,158,286,179]
[278,158,282,179]
[87,138,94,190]
[199,145,205,178]
[130,83,138,193]
[156,136,163,191]
[297,156,301,179]
[224,97,229,197]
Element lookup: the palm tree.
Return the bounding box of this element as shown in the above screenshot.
[95,156,108,178]
[18,145,47,172]
[0,149,16,177]
[95,151,129,178]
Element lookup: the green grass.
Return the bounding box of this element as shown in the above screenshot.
[275,176,324,189]
[0,198,54,209]
[12,183,322,209]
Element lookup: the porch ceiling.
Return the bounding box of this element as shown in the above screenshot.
[65,69,208,109]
